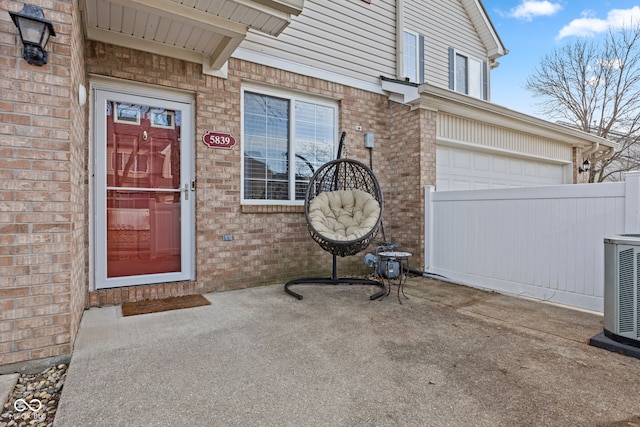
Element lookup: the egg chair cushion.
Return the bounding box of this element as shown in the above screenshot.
[307,189,381,242]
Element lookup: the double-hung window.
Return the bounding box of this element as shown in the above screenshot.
[448,48,488,100]
[403,30,424,83]
[242,86,337,203]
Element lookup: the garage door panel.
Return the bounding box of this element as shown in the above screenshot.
[454,151,471,168]
[437,146,564,191]
[509,159,523,175]
[524,162,537,177]
[493,157,507,173]
[474,154,490,171]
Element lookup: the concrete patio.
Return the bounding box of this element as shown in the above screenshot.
[53,278,640,426]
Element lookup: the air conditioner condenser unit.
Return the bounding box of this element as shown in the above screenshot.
[603,235,640,347]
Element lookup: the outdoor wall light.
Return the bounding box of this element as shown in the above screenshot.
[579,159,591,173]
[9,4,56,66]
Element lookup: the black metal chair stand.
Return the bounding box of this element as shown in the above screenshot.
[284,254,386,300]
[284,158,385,300]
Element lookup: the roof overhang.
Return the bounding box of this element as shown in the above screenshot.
[461,0,507,60]
[414,83,618,153]
[79,0,304,75]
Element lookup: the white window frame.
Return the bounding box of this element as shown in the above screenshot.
[452,49,485,100]
[240,84,339,205]
[403,29,420,83]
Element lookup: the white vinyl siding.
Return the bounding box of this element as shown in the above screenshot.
[235,0,396,89]
[404,0,488,93]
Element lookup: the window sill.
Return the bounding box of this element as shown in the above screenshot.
[241,204,304,214]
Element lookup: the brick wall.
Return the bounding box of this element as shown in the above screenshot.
[0,25,433,367]
[385,101,438,270]
[68,0,87,356]
[573,147,589,184]
[85,45,400,305]
[0,0,83,367]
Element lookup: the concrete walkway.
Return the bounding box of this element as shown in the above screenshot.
[54,278,640,426]
[0,373,19,412]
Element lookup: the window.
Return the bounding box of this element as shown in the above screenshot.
[403,30,424,83]
[242,87,337,203]
[448,48,487,100]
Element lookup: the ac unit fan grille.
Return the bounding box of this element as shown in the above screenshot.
[637,252,640,338]
[618,248,635,334]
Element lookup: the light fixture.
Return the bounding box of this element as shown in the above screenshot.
[579,159,591,173]
[9,4,56,66]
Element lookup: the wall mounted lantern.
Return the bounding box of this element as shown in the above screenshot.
[578,159,591,173]
[9,4,56,66]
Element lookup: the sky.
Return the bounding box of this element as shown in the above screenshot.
[482,0,640,119]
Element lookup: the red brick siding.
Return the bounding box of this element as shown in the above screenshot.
[0,0,84,367]
[385,102,437,270]
[68,0,88,354]
[1,18,435,367]
[85,46,400,305]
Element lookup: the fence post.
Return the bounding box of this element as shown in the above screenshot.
[624,171,640,235]
[424,186,435,272]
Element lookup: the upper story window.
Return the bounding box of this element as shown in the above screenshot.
[403,30,424,83]
[242,86,337,204]
[448,48,488,100]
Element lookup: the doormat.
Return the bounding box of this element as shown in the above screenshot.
[121,294,211,317]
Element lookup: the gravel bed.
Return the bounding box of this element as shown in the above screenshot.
[0,364,67,427]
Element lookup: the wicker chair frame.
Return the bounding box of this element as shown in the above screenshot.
[284,158,385,300]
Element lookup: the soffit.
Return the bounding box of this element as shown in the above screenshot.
[80,0,304,72]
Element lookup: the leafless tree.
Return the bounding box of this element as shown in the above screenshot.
[525,25,640,182]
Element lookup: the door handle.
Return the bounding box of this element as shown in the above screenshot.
[184,183,189,200]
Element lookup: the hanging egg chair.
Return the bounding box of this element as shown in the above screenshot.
[284,158,385,300]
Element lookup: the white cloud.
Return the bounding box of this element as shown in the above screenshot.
[597,59,623,69]
[586,76,601,87]
[508,1,562,21]
[557,6,640,39]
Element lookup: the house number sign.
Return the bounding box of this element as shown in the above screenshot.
[202,131,236,149]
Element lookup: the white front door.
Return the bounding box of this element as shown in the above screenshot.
[93,86,195,289]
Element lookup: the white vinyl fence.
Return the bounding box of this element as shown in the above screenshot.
[424,172,640,312]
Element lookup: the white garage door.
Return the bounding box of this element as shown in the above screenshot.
[436,146,565,191]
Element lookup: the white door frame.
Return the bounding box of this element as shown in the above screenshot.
[90,79,195,289]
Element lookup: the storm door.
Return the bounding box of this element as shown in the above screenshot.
[94,88,194,289]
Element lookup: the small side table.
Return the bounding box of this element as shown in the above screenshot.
[377,251,412,304]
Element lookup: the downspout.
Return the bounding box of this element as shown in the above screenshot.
[582,141,600,157]
[580,140,616,181]
[582,139,616,164]
[591,146,616,163]
[588,146,616,182]
[396,0,404,80]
